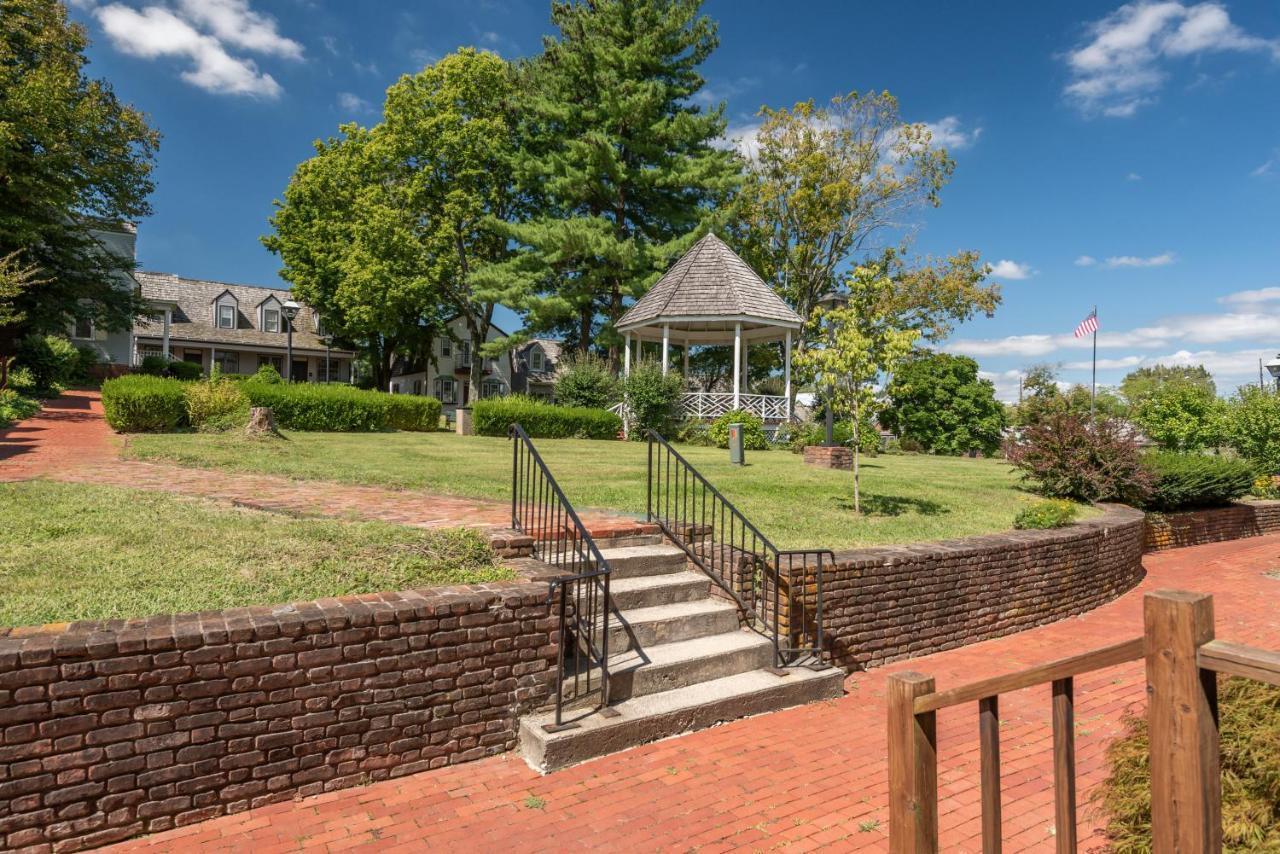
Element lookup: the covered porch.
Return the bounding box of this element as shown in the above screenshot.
[616,233,803,424]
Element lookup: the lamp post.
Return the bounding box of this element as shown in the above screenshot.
[1265,354,1280,393]
[282,299,301,382]
[816,289,849,446]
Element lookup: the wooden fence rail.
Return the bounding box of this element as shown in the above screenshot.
[887,589,1280,853]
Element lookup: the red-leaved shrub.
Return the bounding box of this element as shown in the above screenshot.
[1004,412,1152,504]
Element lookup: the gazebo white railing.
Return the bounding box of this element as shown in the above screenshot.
[679,391,790,422]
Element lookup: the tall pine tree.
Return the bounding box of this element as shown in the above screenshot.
[494,0,740,361]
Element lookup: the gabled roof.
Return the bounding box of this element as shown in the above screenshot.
[616,233,803,331]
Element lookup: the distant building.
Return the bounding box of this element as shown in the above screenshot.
[389,316,514,419]
[511,339,562,401]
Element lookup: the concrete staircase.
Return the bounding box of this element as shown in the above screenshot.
[519,535,844,772]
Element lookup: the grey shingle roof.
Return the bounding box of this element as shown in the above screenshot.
[133,271,352,354]
[616,233,803,331]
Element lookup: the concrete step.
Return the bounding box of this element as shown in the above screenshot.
[607,600,740,652]
[593,532,664,550]
[597,544,689,579]
[520,666,845,772]
[609,571,710,610]
[605,631,775,701]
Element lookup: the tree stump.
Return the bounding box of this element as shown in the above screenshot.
[245,406,278,437]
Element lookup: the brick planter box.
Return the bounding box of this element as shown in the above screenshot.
[803,445,853,470]
[805,504,1147,672]
[0,583,555,852]
[1143,500,1280,552]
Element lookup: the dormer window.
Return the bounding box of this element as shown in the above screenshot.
[263,307,281,332]
[217,303,235,329]
[530,349,545,372]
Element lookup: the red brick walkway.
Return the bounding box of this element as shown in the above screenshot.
[0,391,647,538]
[104,535,1280,853]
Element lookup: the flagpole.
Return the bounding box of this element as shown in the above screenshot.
[1090,305,1097,418]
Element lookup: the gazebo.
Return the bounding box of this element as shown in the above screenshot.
[616,232,803,423]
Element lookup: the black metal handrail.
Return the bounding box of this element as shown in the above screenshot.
[509,423,612,730]
[646,429,830,667]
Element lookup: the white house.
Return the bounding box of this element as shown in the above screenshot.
[389,316,514,418]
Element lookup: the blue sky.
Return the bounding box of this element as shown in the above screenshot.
[65,0,1280,399]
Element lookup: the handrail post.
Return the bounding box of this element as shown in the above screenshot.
[646,431,653,522]
[888,672,938,854]
[1143,590,1221,853]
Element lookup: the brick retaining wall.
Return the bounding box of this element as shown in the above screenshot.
[1142,500,1280,552]
[0,583,554,852]
[818,505,1146,672]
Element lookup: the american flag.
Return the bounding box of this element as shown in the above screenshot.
[1074,309,1099,338]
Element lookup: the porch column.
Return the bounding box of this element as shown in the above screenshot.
[784,330,792,420]
[624,332,631,377]
[661,324,670,376]
[210,345,216,375]
[732,322,741,409]
[162,309,171,359]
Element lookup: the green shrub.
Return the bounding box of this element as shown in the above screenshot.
[674,419,714,446]
[184,370,249,432]
[4,366,37,396]
[1004,412,1152,504]
[167,360,203,381]
[1251,475,1280,500]
[101,375,188,432]
[384,394,443,431]
[553,353,618,409]
[1141,452,1254,511]
[241,382,438,432]
[1096,677,1280,851]
[780,418,880,455]
[622,361,683,439]
[473,395,621,439]
[1013,499,1080,530]
[0,389,41,428]
[1222,386,1280,475]
[15,334,80,395]
[73,346,101,383]
[251,363,284,384]
[707,409,770,450]
[138,354,169,376]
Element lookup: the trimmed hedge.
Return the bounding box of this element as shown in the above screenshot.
[241,382,441,432]
[473,395,621,439]
[102,375,188,432]
[1141,452,1254,511]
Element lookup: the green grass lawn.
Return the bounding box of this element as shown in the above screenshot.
[0,481,513,627]
[125,431,1072,549]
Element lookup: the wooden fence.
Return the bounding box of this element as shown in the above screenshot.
[887,589,1280,853]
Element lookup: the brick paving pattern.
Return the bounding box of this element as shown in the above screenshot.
[0,391,647,538]
[105,535,1280,853]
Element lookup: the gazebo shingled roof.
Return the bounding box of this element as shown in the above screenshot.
[616,233,802,340]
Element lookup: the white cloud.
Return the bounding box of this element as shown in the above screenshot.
[336,92,372,114]
[1218,286,1280,305]
[718,121,763,158]
[175,0,301,59]
[1252,155,1276,178]
[692,76,759,108]
[93,1,299,98]
[989,259,1034,280]
[1104,251,1176,267]
[1126,171,1143,181]
[1064,2,1280,117]
[1075,255,1098,267]
[924,116,982,151]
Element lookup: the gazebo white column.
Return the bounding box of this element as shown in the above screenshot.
[661,324,670,376]
[784,330,792,419]
[732,322,741,409]
[624,333,631,377]
[683,338,690,377]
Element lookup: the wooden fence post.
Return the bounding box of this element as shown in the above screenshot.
[1143,590,1221,853]
[888,671,938,854]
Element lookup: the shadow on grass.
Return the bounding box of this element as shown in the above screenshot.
[835,494,948,517]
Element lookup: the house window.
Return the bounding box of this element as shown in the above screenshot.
[263,308,280,332]
[314,316,327,337]
[413,379,423,395]
[71,317,94,340]
[434,377,457,405]
[257,354,283,373]
[216,351,240,374]
[391,382,400,394]
[530,349,545,372]
[440,339,452,357]
[481,379,504,399]
[458,341,472,369]
[217,303,236,329]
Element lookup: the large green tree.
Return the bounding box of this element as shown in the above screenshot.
[0,0,159,354]
[492,0,740,360]
[881,351,1006,456]
[1223,386,1280,474]
[1120,363,1216,407]
[1131,381,1225,451]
